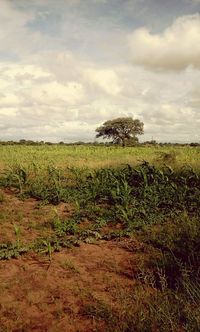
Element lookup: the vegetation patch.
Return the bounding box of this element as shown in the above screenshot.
[0,146,200,331]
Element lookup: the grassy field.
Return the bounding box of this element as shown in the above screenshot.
[1,144,200,170]
[0,145,200,331]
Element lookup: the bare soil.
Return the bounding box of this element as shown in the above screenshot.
[0,242,137,331]
[0,191,142,332]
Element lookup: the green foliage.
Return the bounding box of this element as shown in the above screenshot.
[0,150,200,331]
[79,229,102,243]
[32,236,80,253]
[1,161,200,228]
[0,232,80,261]
[73,162,200,230]
[51,216,79,236]
[26,166,71,204]
[1,165,27,193]
[96,117,144,146]
[0,242,29,260]
[1,145,200,332]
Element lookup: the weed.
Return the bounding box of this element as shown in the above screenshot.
[33,236,80,255]
[51,216,79,236]
[79,229,102,243]
[0,242,29,260]
[13,224,21,249]
[61,259,80,274]
[82,298,113,322]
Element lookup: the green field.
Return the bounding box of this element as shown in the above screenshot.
[0,145,200,331]
[1,144,200,170]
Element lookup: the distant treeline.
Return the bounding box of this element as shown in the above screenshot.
[0,139,199,147]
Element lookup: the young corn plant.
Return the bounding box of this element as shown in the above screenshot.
[2,165,28,193]
[13,224,22,250]
[110,178,133,210]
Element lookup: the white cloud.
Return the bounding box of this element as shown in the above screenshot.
[0,2,200,143]
[85,68,121,95]
[30,81,85,105]
[0,64,52,80]
[0,57,200,142]
[0,93,22,107]
[128,14,200,70]
[0,0,54,57]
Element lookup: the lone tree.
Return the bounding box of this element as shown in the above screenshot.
[95,117,144,147]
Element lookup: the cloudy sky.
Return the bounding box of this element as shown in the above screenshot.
[0,0,200,142]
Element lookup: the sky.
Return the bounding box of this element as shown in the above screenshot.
[0,0,200,143]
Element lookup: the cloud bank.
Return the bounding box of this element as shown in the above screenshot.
[0,0,200,143]
[128,14,200,70]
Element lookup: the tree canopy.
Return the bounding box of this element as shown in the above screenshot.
[95,117,144,147]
